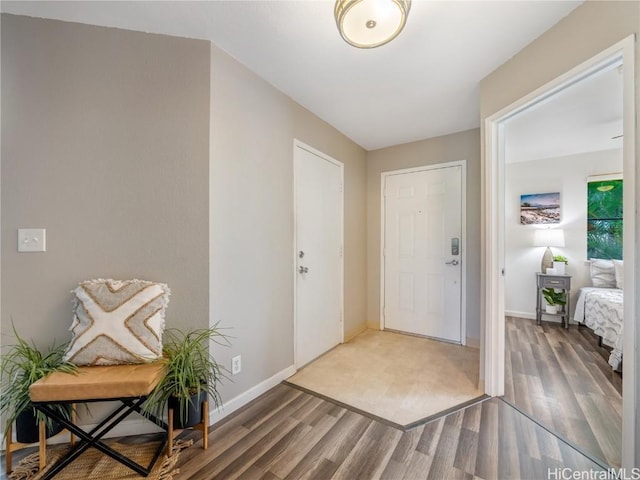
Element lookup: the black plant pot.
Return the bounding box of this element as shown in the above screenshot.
[168,391,207,429]
[15,408,64,444]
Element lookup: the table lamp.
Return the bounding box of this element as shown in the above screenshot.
[533,229,565,273]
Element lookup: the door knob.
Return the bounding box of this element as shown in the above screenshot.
[299,266,309,274]
[445,259,459,266]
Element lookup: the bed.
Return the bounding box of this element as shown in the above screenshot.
[573,258,624,370]
[574,286,623,370]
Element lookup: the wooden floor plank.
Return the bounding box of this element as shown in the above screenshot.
[401,450,434,480]
[504,316,622,468]
[281,410,370,480]
[474,400,498,479]
[415,416,445,456]
[452,427,479,474]
[379,458,406,480]
[268,408,346,479]
[330,421,401,480]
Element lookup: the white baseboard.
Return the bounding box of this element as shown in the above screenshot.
[209,364,297,426]
[505,310,536,320]
[506,310,578,325]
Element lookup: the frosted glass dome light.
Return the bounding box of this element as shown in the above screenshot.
[334,0,411,49]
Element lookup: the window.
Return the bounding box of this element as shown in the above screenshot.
[587,177,623,259]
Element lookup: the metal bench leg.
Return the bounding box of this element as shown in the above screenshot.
[35,397,167,479]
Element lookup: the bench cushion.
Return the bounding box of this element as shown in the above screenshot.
[29,362,166,402]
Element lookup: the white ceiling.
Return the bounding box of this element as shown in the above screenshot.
[1,0,585,151]
[504,63,623,163]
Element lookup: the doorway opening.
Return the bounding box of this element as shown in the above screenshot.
[484,36,637,467]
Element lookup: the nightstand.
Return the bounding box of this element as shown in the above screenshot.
[536,272,571,328]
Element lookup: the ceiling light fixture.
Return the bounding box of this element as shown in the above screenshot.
[334,0,411,49]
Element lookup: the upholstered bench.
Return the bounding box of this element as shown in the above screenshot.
[27,362,170,479]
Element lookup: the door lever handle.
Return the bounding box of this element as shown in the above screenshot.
[299,266,309,274]
[445,259,459,266]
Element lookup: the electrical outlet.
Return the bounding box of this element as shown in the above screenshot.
[231,355,241,375]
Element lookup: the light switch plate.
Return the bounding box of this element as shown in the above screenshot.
[18,228,46,252]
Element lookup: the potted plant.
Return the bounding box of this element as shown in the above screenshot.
[0,326,76,443]
[542,287,566,314]
[553,255,568,275]
[144,325,228,429]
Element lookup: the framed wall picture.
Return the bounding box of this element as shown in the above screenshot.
[520,192,560,225]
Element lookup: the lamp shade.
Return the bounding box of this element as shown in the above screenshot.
[334,0,411,48]
[533,229,565,248]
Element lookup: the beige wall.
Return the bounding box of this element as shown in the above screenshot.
[479,0,640,465]
[366,129,481,341]
[1,15,210,345]
[1,13,367,425]
[480,2,639,121]
[209,45,367,402]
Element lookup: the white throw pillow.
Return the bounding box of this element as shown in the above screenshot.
[590,259,616,288]
[64,279,170,366]
[613,260,624,290]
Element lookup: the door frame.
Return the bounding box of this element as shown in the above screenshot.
[293,139,344,369]
[483,36,637,466]
[380,160,467,345]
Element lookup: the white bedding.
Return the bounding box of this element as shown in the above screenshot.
[573,287,623,370]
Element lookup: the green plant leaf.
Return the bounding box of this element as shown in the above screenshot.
[0,322,77,437]
[142,323,230,426]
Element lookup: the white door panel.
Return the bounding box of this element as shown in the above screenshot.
[295,144,343,367]
[383,165,462,342]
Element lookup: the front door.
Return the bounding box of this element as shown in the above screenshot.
[383,163,463,343]
[294,142,343,367]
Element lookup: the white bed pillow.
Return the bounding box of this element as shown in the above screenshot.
[64,279,170,366]
[590,259,616,288]
[613,260,624,290]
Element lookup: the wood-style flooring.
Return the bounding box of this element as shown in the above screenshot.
[505,316,622,468]
[164,384,602,479]
[1,387,603,479]
[1,388,606,480]
[3,319,619,479]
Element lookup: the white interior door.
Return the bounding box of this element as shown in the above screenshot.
[383,164,463,343]
[295,143,343,367]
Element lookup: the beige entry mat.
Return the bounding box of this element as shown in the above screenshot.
[286,329,484,428]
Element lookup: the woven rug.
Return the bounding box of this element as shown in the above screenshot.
[9,439,192,480]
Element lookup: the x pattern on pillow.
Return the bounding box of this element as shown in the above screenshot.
[64,279,170,366]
